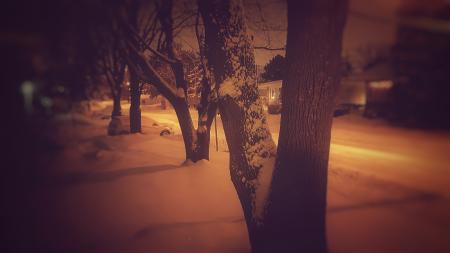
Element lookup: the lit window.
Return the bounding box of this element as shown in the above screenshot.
[369,80,393,89]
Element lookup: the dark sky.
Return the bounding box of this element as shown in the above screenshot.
[179,0,403,65]
[2,0,438,65]
[2,0,445,67]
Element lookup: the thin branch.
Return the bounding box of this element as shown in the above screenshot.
[120,15,178,64]
[255,0,271,47]
[141,11,159,44]
[126,39,178,99]
[172,13,196,32]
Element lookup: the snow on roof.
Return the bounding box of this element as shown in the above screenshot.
[345,61,394,82]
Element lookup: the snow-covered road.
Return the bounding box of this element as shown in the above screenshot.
[142,107,450,253]
[144,107,450,199]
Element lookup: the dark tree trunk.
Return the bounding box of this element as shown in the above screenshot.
[106,72,124,135]
[129,69,141,133]
[194,96,217,161]
[171,98,196,160]
[169,97,213,162]
[108,86,124,136]
[111,91,122,117]
[194,128,211,160]
[259,1,348,252]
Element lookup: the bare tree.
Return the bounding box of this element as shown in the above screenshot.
[120,0,217,161]
[98,34,127,136]
[85,1,127,135]
[97,26,126,118]
[199,0,348,252]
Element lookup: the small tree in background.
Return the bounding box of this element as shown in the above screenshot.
[96,26,126,118]
[261,54,285,81]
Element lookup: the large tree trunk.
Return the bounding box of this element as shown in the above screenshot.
[200,0,348,252]
[261,1,348,252]
[199,0,277,247]
[129,69,141,133]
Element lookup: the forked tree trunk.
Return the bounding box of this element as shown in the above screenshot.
[193,94,217,161]
[167,94,215,162]
[129,69,141,133]
[131,0,212,162]
[126,49,213,160]
[200,0,348,252]
[194,115,213,161]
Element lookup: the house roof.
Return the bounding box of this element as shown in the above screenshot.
[345,60,395,82]
[259,60,395,86]
[258,80,282,88]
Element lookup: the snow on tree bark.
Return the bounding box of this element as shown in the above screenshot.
[199,0,276,228]
[201,0,348,252]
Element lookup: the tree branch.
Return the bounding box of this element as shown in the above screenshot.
[125,39,178,100]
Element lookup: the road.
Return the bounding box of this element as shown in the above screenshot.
[143,106,450,199]
[142,106,450,252]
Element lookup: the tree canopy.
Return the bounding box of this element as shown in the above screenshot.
[261,54,285,81]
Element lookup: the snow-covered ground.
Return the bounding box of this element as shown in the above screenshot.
[27,101,450,253]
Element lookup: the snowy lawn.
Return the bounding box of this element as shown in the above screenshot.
[28,101,450,253]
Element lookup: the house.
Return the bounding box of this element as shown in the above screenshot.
[340,60,395,117]
[258,80,282,114]
[258,60,395,116]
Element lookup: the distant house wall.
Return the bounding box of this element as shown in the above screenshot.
[364,80,394,118]
[259,79,368,106]
[258,80,282,106]
[390,4,450,128]
[337,79,366,105]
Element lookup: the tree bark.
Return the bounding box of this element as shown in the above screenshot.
[171,98,213,162]
[129,68,141,133]
[200,0,348,252]
[108,86,124,136]
[199,0,277,247]
[112,89,122,117]
[260,1,348,252]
